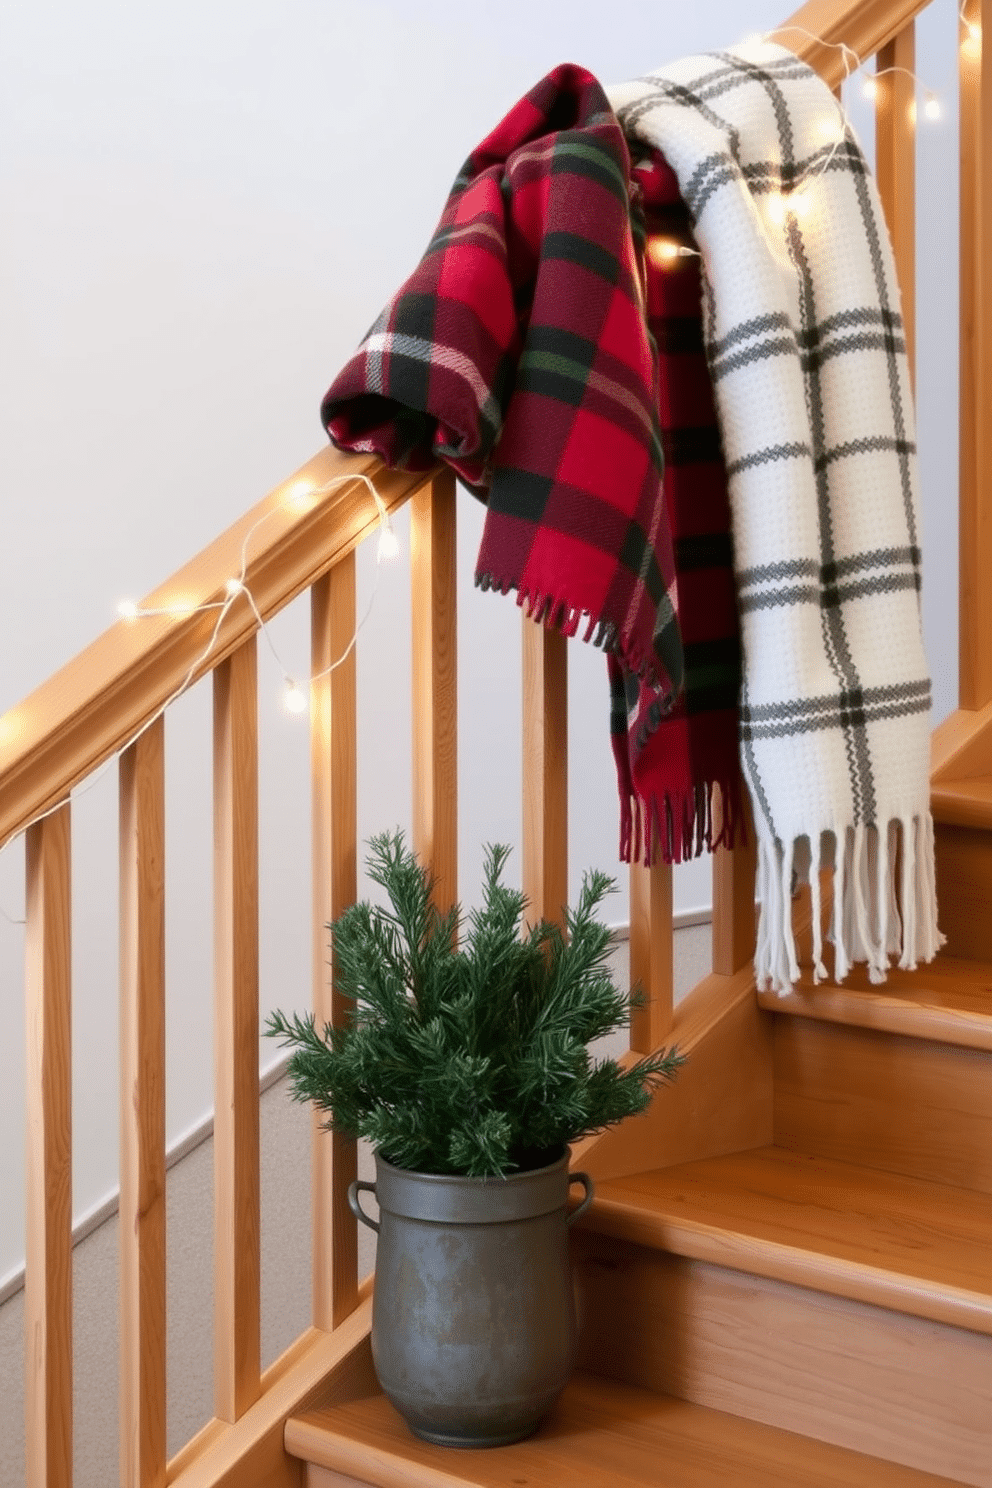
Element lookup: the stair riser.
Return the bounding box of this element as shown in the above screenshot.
[573,1231,992,1487]
[773,1016,992,1193]
[934,823,992,962]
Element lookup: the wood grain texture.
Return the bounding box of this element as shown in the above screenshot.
[213,639,262,1422]
[931,821,992,962]
[24,804,72,1488]
[578,965,774,1182]
[774,0,931,88]
[774,1015,992,1193]
[932,776,992,830]
[521,623,567,931]
[287,1371,969,1488]
[628,858,673,1052]
[759,952,992,1050]
[930,699,992,784]
[711,786,756,976]
[573,1234,991,1486]
[169,1293,373,1488]
[875,24,916,378]
[410,470,458,917]
[0,449,433,852]
[311,560,359,1331]
[119,720,167,1488]
[959,0,992,709]
[582,1145,992,1334]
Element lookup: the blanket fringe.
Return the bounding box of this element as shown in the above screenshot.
[619,775,745,867]
[476,571,669,692]
[755,817,944,994]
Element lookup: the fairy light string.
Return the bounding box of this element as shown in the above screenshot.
[0,471,399,924]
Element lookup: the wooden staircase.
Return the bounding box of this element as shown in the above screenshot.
[282,945,992,1488]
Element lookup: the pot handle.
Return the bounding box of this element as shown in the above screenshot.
[566,1171,594,1227]
[348,1179,380,1233]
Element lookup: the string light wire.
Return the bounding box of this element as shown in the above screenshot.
[0,471,399,925]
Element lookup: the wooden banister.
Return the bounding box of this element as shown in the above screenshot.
[0,448,432,852]
[411,470,459,917]
[776,0,931,86]
[212,640,262,1423]
[119,722,167,1488]
[311,556,359,1331]
[24,804,73,1488]
[875,22,917,379]
[629,859,674,1052]
[959,0,992,709]
[522,626,568,930]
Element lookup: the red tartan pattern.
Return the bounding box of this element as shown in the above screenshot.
[321,64,682,698]
[610,148,743,865]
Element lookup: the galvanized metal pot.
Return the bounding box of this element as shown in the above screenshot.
[348,1147,594,1447]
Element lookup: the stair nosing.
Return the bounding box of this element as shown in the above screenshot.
[583,1195,992,1334]
[580,1149,992,1337]
[756,967,992,1051]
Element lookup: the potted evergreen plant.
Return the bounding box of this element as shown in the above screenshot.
[266,831,681,1448]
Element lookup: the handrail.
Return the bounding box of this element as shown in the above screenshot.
[778,0,932,83]
[0,445,432,851]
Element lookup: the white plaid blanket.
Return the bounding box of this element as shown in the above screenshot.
[609,42,942,991]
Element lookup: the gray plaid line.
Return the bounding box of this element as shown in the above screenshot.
[739,569,920,614]
[799,305,905,345]
[712,336,798,382]
[719,53,796,175]
[726,441,810,477]
[848,151,920,559]
[742,678,932,723]
[741,691,932,741]
[814,437,916,473]
[825,544,920,578]
[619,83,741,161]
[710,312,791,358]
[738,547,919,590]
[801,331,907,371]
[784,210,876,824]
[738,557,818,586]
[739,584,820,613]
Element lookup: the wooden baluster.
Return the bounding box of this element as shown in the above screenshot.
[712,785,757,977]
[24,804,72,1488]
[628,858,674,1053]
[311,558,358,1328]
[960,0,992,709]
[522,625,568,931]
[875,25,917,380]
[411,470,458,915]
[119,723,167,1488]
[213,640,261,1422]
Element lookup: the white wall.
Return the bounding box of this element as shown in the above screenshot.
[0,0,959,1287]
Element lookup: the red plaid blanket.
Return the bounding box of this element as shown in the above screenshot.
[611,150,743,865]
[321,64,682,697]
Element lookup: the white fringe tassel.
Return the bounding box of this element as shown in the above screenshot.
[755,813,944,994]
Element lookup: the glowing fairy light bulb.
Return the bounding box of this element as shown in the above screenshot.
[225,578,245,597]
[283,679,308,715]
[863,75,879,101]
[924,92,942,120]
[377,522,400,561]
[118,600,139,619]
[791,191,812,219]
[766,196,786,226]
[648,238,682,265]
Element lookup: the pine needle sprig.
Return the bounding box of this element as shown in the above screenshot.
[265,832,684,1178]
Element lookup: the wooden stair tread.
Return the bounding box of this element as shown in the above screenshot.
[584,1146,992,1334]
[931,776,992,829]
[758,950,992,1050]
[286,1372,966,1487]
